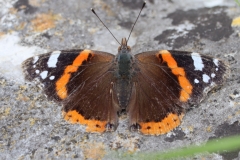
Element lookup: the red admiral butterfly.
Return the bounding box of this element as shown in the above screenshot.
[22,2,229,135]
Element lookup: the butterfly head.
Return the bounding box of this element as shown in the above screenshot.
[118,38,131,53]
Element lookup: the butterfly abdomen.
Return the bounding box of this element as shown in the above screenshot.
[115,51,134,109]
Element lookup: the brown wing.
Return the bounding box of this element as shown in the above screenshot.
[128,50,228,135]
[22,49,119,132]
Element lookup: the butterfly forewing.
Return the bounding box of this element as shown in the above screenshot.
[168,50,229,104]
[22,49,87,101]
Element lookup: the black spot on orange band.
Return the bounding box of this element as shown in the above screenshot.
[63,110,107,133]
[140,113,184,135]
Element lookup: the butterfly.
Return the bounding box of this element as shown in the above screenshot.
[22,2,229,135]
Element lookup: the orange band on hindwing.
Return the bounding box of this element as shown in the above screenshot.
[63,110,107,132]
[140,113,184,135]
[157,50,193,102]
[56,50,93,99]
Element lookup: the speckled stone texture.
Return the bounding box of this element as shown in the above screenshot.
[0,0,240,159]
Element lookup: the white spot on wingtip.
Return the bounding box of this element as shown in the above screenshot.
[33,56,39,64]
[213,59,219,67]
[49,76,55,80]
[203,74,210,83]
[40,71,48,79]
[216,68,219,71]
[194,79,199,84]
[35,70,40,74]
[191,52,204,71]
[211,73,216,78]
[47,51,61,68]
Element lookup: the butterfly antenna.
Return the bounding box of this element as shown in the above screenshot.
[127,1,146,43]
[91,8,121,45]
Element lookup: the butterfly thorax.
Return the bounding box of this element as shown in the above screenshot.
[115,38,134,110]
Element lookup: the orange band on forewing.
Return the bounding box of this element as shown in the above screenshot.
[140,113,184,135]
[159,50,178,68]
[56,50,93,99]
[63,110,107,133]
[172,68,185,76]
[157,50,193,102]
